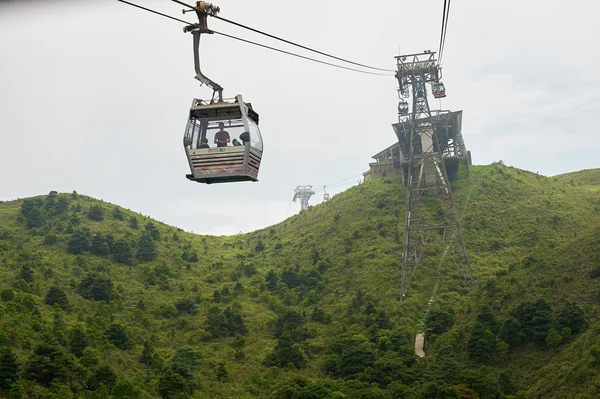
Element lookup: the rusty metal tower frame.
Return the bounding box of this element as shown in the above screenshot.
[396,51,472,300]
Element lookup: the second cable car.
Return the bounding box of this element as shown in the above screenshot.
[184,95,263,184]
[398,100,409,116]
[432,82,446,98]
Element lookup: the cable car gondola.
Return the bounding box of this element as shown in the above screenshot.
[184,95,263,184]
[182,1,263,184]
[431,82,446,98]
[398,100,409,116]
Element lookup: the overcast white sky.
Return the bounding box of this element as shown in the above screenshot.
[1,0,598,235]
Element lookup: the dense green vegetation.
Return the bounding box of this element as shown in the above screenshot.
[0,165,599,398]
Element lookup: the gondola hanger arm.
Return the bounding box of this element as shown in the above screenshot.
[181,1,223,102]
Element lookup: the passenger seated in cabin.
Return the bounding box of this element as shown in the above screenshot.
[232,139,242,146]
[198,138,210,149]
[214,122,230,147]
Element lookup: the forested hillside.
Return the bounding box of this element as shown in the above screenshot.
[0,164,599,398]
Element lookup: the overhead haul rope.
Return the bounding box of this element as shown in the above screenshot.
[438,0,451,63]
[117,0,394,76]
[171,0,395,73]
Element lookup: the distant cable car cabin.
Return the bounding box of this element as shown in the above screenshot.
[431,82,446,98]
[398,100,409,116]
[183,94,263,184]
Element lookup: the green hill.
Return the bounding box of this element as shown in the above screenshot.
[0,164,599,398]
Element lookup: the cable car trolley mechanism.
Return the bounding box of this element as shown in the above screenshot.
[180,0,263,184]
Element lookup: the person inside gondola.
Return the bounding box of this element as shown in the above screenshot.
[232,139,242,146]
[214,122,230,147]
[198,137,210,149]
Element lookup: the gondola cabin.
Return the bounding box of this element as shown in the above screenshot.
[431,82,446,99]
[183,94,263,184]
[398,100,409,116]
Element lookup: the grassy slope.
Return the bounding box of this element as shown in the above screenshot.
[0,165,599,398]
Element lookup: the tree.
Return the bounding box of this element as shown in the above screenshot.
[325,334,376,378]
[557,300,588,334]
[112,380,142,399]
[44,234,58,245]
[417,381,459,399]
[54,196,69,214]
[129,216,138,229]
[0,348,20,390]
[8,380,25,398]
[113,238,133,265]
[339,337,377,378]
[91,233,110,256]
[205,307,227,337]
[425,309,455,335]
[145,222,160,241]
[78,273,113,302]
[0,289,15,302]
[174,298,198,315]
[545,328,562,347]
[499,316,523,346]
[265,335,307,368]
[88,365,117,391]
[513,300,554,343]
[20,198,44,217]
[158,367,192,398]
[25,343,76,385]
[106,324,133,350]
[255,240,265,252]
[45,287,68,309]
[69,325,89,357]
[68,229,91,254]
[136,233,157,262]
[214,361,229,382]
[158,346,203,397]
[26,206,46,229]
[18,264,34,283]
[140,341,155,366]
[112,207,124,221]
[80,348,101,369]
[467,323,497,363]
[87,205,105,222]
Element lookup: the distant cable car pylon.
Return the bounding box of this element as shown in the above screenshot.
[293,186,315,211]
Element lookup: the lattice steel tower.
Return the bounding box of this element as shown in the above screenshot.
[293,186,315,211]
[396,51,473,300]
